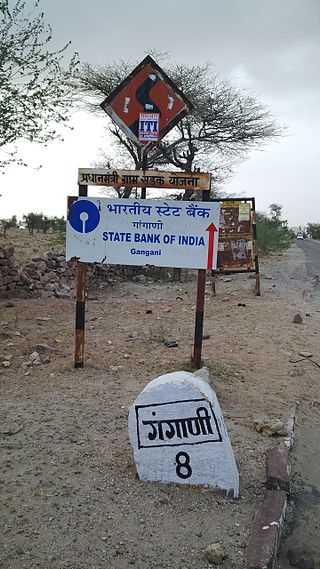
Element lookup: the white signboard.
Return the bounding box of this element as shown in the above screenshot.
[128,371,239,497]
[66,197,220,270]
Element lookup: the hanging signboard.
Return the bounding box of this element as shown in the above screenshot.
[78,168,211,191]
[216,199,255,271]
[100,55,193,150]
[66,197,220,270]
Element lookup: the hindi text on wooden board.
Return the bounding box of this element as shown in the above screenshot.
[78,168,210,191]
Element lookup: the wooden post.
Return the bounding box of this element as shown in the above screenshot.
[251,198,261,296]
[74,184,88,368]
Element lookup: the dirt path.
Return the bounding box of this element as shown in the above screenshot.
[1,245,319,569]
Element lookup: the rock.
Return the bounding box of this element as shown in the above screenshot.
[264,274,274,280]
[299,351,312,358]
[29,351,41,365]
[223,277,232,282]
[2,360,11,368]
[164,340,178,348]
[194,366,215,391]
[129,371,239,496]
[254,418,288,437]
[34,343,50,353]
[42,291,55,298]
[287,548,315,568]
[110,365,124,371]
[135,274,147,284]
[222,297,230,302]
[293,314,303,324]
[204,543,226,565]
[55,291,70,299]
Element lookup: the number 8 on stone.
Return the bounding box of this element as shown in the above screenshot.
[129,370,239,498]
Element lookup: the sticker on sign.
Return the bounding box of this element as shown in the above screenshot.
[138,113,160,141]
[66,197,220,270]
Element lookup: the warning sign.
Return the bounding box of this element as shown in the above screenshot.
[100,55,193,149]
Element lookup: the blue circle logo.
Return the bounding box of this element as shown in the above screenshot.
[68,200,100,234]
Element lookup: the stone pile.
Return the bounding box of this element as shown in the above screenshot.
[0,246,20,294]
[0,244,188,298]
[0,245,131,298]
[20,250,77,298]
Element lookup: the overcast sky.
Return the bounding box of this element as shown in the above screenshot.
[1,0,319,227]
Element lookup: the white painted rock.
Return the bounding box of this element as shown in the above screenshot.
[128,371,239,498]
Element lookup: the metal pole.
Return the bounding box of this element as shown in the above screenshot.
[141,151,148,199]
[192,187,211,369]
[74,184,88,368]
[211,272,216,297]
[193,268,206,369]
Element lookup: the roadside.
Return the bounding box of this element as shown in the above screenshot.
[277,239,320,568]
[1,244,319,569]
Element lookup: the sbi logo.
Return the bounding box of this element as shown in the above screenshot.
[68,200,100,234]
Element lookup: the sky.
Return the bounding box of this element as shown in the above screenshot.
[1,0,319,228]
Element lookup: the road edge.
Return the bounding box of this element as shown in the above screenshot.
[245,402,299,569]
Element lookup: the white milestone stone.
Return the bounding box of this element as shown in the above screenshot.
[128,371,239,498]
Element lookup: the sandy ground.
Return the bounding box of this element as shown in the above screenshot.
[1,244,320,569]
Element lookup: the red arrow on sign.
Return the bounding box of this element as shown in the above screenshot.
[206,223,218,271]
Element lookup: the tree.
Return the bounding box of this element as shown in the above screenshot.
[0,214,17,237]
[256,205,295,254]
[306,223,320,240]
[269,203,283,225]
[22,212,43,234]
[0,0,79,168]
[77,57,283,197]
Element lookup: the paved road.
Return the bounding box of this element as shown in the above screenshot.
[278,240,320,567]
[296,238,320,290]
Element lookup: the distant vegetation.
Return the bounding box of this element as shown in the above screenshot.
[256,204,295,255]
[0,213,66,238]
[305,223,320,240]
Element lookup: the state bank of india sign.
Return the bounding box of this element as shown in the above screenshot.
[66,197,220,270]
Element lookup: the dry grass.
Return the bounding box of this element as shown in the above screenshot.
[0,228,65,264]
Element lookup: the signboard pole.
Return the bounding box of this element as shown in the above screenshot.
[192,188,211,369]
[193,268,206,369]
[74,184,88,368]
[141,151,148,199]
[251,198,261,296]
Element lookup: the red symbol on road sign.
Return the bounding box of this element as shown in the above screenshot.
[206,223,218,271]
[100,55,193,150]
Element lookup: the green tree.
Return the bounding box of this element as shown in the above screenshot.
[51,216,66,235]
[306,223,320,240]
[257,206,295,254]
[269,203,283,225]
[77,57,283,197]
[0,0,79,168]
[0,214,17,237]
[22,212,44,234]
